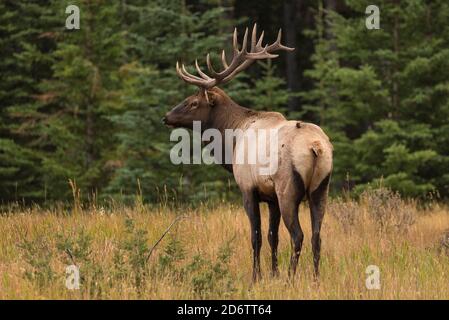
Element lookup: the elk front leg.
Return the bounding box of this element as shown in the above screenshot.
[268,201,281,277]
[243,191,262,282]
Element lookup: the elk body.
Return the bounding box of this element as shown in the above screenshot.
[163,25,333,281]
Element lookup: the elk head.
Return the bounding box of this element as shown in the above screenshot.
[163,24,294,129]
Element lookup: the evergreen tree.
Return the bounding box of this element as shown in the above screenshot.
[37,0,124,200]
[0,1,58,202]
[304,0,449,197]
[106,0,239,203]
[2,1,448,204]
[248,60,293,113]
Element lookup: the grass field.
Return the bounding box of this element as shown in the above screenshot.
[0,189,448,299]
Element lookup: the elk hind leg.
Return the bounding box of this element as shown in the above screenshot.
[276,172,306,277]
[309,174,331,279]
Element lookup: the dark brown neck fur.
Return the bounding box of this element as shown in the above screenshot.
[201,88,258,172]
[204,88,258,135]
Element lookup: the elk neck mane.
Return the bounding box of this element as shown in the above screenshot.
[205,87,283,134]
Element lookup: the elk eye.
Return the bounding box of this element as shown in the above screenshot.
[191,101,199,109]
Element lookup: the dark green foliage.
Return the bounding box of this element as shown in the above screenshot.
[106,0,244,203]
[304,0,449,198]
[56,228,106,296]
[248,60,293,113]
[38,0,125,200]
[0,1,59,202]
[19,235,54,287]
[186,237,235,298]
[157,235,185,273]
[119,218,150,290]
[1,0,448,203]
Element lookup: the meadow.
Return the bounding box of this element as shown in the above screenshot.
[0,189,448,300]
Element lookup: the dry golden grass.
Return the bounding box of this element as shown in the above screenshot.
[0,194,448,300]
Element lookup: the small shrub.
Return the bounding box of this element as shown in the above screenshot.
[56,229,92,263]
[328,199,359,233]
[113,218,150,293]
[186,237,235,298]
[56,229,105,297]
[361,187,416,233]
[437,229,449,255]
[156,235,185,277]
[18,236,54,288]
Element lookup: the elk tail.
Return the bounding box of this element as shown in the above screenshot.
[311,140,322,167]
[310,144,319,189]
[308,140,330,194]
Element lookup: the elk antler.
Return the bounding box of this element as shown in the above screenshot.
[176,24,295,89]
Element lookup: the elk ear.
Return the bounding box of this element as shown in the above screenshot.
[199,89,211,105]
[206,90,219,107]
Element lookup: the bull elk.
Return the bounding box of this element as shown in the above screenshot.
[163,24,333,281]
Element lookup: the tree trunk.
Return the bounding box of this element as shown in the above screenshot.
[392,0,400,117]
[323,0,338,119]
[84,4,96,169]
[283,0,301,111]
[325,0,337,43]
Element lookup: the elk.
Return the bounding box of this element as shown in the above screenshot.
[163,24,333,281]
